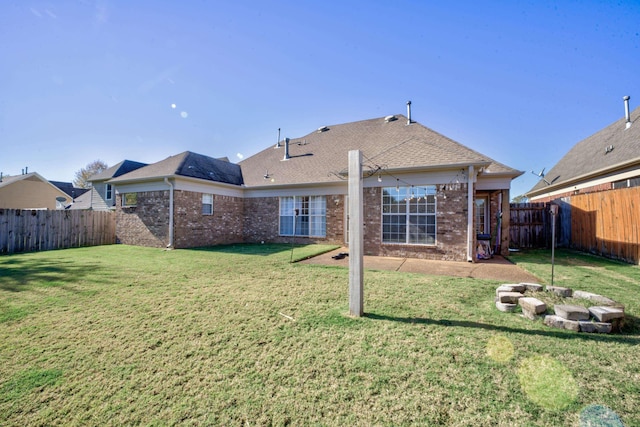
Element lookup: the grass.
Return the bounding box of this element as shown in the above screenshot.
[0,244,638,426]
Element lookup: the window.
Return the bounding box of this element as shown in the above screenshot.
[382,186,436,244]
[475,196,488,234]
[279,196,326,237]
[202,194,213,215]
[122,193,137,207]
[105,184,113,200]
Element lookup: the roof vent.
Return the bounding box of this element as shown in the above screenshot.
[317,126,329,133]
[624,95,631,129]
[406,100,413,125]
[384,115,397,122]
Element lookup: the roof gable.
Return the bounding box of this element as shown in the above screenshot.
[89,160,148,181]
[109,151,244,186]
[528,105,640,195]
[240,114,521,187]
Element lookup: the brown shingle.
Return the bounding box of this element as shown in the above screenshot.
[240,114,519,187]
[528,106,640,196]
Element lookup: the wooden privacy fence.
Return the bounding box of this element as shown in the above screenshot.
[562,187,640,264]
[0,209,116,255]
[509,202,551,249]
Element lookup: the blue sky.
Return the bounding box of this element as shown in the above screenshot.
[1,0,639,198]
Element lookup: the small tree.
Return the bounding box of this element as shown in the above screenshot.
[74,160,108,189]
[511,194,529,203]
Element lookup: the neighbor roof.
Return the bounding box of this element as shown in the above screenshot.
[50,181,90,199]
[109,151,244,186]
[527,105,640,197]
[88,160,148,181]
[239,114,521,187]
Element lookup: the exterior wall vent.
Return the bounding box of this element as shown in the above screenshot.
[384,115,397,122]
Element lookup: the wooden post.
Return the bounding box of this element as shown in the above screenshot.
[349,150,364,316]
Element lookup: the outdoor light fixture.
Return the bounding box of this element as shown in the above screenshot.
[378,174,382,183]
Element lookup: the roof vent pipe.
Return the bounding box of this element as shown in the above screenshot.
[275,128,281,148]
[283,137,290,160]
[406,100,412,125]
[624,96,631,129]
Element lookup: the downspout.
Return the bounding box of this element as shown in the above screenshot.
[467,165,475,262]
[164,177,174,249]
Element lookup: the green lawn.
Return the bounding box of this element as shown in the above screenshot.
[1,244,638,426]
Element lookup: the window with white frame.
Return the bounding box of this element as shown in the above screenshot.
[475,196,488,234]
[202,194,213,215]
[105,184,112,200]
[382,186,436,244]
[279,196,326,237]
[122,193,137,207]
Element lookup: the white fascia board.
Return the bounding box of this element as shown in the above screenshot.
[113,176,245,197]
[244,182,346,198]
[174,178,244,197]
[529,167,640,201]
[476,176,513,191]
[527,158,640,198]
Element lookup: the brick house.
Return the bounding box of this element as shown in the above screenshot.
[109,113,522,262]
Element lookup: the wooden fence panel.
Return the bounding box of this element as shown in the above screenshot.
[567,187,640,264]
[509,202,550,248]
[0,209,116,255]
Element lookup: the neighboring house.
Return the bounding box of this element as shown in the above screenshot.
[525,97,640,264]
[108,113,522,262]
[0,172,72,210]
[50,181,90,206]
[526,98,640,202]
[86,160,147,210]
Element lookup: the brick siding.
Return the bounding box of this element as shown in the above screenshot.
[173,190,244,248]
[116,190,170,248]
[117,186,472,261]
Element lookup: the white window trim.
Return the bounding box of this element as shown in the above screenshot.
[105,184,113,201]
[279,195,326,237]
[381,185,437,246]
[202,194,213,215]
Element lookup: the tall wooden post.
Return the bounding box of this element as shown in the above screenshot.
[349,150,364,316]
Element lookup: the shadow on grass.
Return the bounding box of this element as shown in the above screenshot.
[365,312,640,345]
[0,257,96,293]
[187,243,340,262]
[187,243,297,257]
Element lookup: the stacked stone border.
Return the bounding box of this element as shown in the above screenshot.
[495,283,625,334]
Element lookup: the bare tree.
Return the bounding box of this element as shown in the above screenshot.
[74,160,108,188]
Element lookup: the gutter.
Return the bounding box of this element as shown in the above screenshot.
[164,177,174,249]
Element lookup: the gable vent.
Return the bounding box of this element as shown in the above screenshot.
[384,115,397,122]
[317,126,329,133]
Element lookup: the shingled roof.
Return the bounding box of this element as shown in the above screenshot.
[88,160,148,181]
[527,105,640,196]
[109,151,244,186]
[239,114,521,187]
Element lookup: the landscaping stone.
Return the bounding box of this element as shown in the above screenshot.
[495,301,518,312]
[496,284,525,295]
[579,321,613,334]
[574,291,624,308]
[588,306,625,323]
[546,285,573,297]
[519,297,547,315]
[520,282,543,292]
[554,304,590,321]
[544,315,580,332]
[497,291,524,304]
